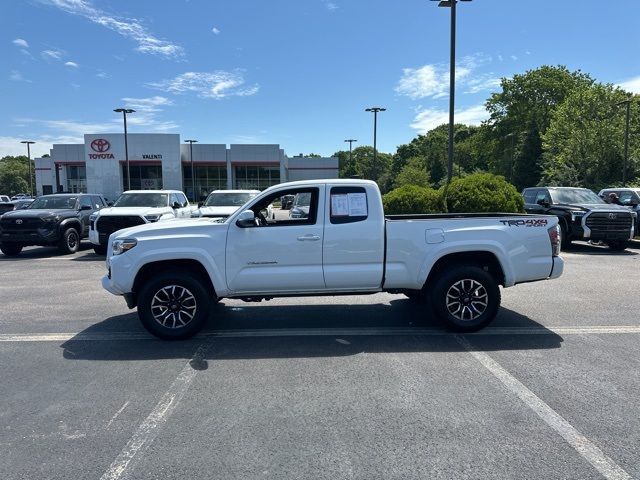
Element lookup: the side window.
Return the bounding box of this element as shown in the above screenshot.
[80,196,92,209]
[523,189,537,204]
[170,193,179,207]
[251,188,319,227]
[92,196,103,209]
[178,193,189,207]
[329,186,368,224]
[618,191,633,204]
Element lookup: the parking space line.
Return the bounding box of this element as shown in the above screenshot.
[100,343,209,480]
[1,325,640,342]
[456,335,631,480]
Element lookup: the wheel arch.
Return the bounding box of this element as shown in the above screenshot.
[423,251,506,290]
[132,259,217,301]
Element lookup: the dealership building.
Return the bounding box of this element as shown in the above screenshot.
[34,133,339,201]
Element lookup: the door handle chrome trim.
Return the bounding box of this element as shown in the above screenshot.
[297,235,321,241]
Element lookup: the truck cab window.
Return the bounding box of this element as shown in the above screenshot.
[251,188,319,227]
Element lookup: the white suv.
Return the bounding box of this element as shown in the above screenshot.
[89,190,194,255]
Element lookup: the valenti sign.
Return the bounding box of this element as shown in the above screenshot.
[89,138,115,159]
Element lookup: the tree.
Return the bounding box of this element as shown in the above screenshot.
[394,157,430,188]
[0,155,34,196]
[382,185,444,214]
[485,65,594,184]
[305,153,322,158]
[445,173,524,213]
[542,84,639,189]
[333,146,392,190]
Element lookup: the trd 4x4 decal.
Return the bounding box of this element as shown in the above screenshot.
[499,219,549,227]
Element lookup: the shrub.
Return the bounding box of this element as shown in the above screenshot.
[382,185,445,214]
[445,173,524,213]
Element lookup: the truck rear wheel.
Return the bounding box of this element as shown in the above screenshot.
[137,272,211,340]
[0,243,23,256]
[430,266,500,332]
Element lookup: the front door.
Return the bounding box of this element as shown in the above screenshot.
[225,186,326,294]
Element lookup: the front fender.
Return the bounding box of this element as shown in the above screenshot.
[58,217,82,235]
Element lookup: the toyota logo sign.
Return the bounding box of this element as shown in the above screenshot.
[91,138,110,153]
[16,219,23,224]
[608,213,617,220]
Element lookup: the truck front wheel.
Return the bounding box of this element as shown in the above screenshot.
[0,243,23,256]
[430,266,500,332]
[137,272,211,340]
[58,227,80,254]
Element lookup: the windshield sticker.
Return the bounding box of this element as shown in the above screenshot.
[500,219,548,227]
[347,193,367,216]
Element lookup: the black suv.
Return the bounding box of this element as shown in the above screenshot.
[0,194,106,256]
[522,187,634,251]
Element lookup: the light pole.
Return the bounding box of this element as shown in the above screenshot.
[505,132,515,183]
[20,140,35,197]
[114,108,135,191]
[616,98,632,186]
[365,107,385,175]
[344,139,357,165]
[184,139,198,202]
[431,0,472,184]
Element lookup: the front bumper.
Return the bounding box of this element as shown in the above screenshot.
[0,229,58,244]
[89,229,99,245]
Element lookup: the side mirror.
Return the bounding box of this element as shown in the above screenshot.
[236,210,256,228]
[107,202,114,207]
[536,199,549,208]
[80,204,92,211]
[172,201,181,209]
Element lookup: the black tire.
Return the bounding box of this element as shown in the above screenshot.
[137,272,212,340]
[559,221,571,250]
[405,291,426,303]
[430,266,500,332]
[0,243,23,256]
[93,244,107,255]
[58,227,80,254]
[606,240,629,252]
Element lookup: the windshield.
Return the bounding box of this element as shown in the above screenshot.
[205,192,257,207]
[29,196,77,210]
[550,189,605,205]
[113,193,169,208]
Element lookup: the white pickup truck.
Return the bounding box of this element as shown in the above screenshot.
[89,190,194,255]
[190,189,260,220]
[102,179,564,339]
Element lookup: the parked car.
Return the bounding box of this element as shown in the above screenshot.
[0,195,10,203]
[10,194,32,200]
[89,190,194,255]
[288,192,311,219]
[0,194,106,256]
[190,190,260,220]
[280,194,295,210]
[522,186,634,251]
[0,199,34,215]
[598,187,640,235]
[102,179,564,339]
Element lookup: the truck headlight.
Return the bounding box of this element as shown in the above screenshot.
[89,213,98,222]
[144,214,161,223]
[112,238,137,255]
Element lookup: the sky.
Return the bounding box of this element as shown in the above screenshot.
[2,0,640,159]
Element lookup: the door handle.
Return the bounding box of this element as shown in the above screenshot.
[297,234,321,241]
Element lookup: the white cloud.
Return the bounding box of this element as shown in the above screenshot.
[395,54,496,100]
[42,49,64,60]
[96,71,109,79]
[211,27,221,35]
[12,38,29,48]
[618,76,640,94]
[43,0,184,59]
[9,70,31,83]
[147,71,259,99]
[498,54,503,62]
[64,61,79,68]
[0,136,53,158]
[325,2,338,11]
[511,55,518,61]
[410,104,489,133]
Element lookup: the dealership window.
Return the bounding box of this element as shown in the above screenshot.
[123,164,163,191]
[234,166,280,190]
[182,165,227,201]
[66,165,86,193]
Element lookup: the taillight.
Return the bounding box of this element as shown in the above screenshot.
[548,224,560,257]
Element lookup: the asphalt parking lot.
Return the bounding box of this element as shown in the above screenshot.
[1,241,640,480]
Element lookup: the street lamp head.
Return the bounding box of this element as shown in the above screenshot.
[431,0,472,6]
[114,108,135,114]
[365,107,386,113]
[20,140,35,145]
[344,139,357,143]
[184,139,198,143]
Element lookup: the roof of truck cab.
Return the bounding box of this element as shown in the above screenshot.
[121,190,184,194]
[209,190,260,194]
[264,179,378,191]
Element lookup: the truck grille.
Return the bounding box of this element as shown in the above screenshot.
[0,217,44,233]
[585,212,632,233]
[96,216,146,236]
